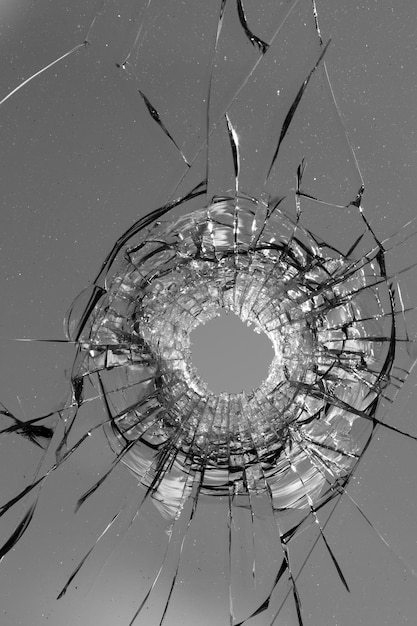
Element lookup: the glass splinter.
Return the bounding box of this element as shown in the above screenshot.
[1,2,417,625]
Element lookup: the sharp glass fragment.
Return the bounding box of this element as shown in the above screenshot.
[1,1,417,625]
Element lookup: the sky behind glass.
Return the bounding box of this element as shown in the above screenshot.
[1,1,417,625]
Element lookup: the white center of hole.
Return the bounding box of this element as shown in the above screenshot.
[190,310,274,394]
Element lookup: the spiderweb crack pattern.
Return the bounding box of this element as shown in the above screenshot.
[1,1,417,625]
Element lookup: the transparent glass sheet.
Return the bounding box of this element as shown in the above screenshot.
[1,1,417,625]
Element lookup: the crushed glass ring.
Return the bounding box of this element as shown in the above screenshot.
[68,193,387,518]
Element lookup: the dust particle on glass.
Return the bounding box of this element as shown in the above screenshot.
[1,1,417,625]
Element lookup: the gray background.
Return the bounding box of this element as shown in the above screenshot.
[1,1,417,625]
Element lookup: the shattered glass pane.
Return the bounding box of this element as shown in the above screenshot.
[1,1,417,625]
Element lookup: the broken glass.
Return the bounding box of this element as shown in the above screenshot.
[1,1,417,625]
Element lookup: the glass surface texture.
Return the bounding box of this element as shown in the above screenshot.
[1,2,417,625]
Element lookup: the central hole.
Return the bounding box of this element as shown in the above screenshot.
[190,310,274,394]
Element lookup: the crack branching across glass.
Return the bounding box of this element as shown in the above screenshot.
[1,1,417,625]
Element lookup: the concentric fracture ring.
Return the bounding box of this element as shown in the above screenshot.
[70,194,387,517]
